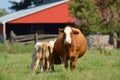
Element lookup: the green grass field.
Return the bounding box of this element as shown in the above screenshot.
[0,43,120,80]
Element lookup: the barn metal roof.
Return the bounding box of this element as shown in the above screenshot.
[0,0,69,24]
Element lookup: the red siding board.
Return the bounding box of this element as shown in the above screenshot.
[0,24,3,34]
[9,3,74,24]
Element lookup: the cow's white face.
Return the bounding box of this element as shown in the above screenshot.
[64,26,72,44]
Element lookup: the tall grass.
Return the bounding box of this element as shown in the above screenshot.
[0,43,120,80]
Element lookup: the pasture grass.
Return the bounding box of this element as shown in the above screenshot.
[0,43,120,80]
[0,43,33,54]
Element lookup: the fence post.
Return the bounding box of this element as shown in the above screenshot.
[34,32,38,44]
[10,30,16,44]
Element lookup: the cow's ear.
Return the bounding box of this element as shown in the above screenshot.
[59,28,64,34]
[72,29,79,34]
[59,28,64,32]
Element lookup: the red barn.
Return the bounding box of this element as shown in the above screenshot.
[0,0,74,43]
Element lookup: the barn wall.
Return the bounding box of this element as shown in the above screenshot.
[0,24,6,43]
[0,24,3,42]
[0,35,4,43]
[6,23,35,37]
[6,23,67,38]
[0,24,3,34]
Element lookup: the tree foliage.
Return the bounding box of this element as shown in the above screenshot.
[9,0,60,11]
[9,0,43,11]
[69,0,102,35]
[69,0,120,36]
[0,8,9,17]
[95,0,120,33]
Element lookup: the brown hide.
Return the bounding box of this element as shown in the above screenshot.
[53,26,87,71]
[31,42,52,74]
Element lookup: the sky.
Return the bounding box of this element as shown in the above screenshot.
[0,0,21,12]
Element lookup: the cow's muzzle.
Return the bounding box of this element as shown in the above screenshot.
[64,40,71,45]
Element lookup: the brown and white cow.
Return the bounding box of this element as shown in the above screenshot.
[31,41,55,74]
[52,26,87,71]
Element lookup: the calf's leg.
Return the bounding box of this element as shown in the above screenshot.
[46,58,50,71]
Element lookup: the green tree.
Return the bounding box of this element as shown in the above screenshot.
[69,0,120,48]
[9,0,61,12]
[9,0,34,11]
[95,0,120,48]
[69,0,102,35]
[0,8,9,17]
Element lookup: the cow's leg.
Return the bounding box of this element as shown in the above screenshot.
[40,58,44,72]
[32,54,40,75]
[64,56,68,71]
[70,57,75,71]
[70,51,79,71]
[50,58,54,72]
[46,58,50,71]
[50,53,55,72]
[65,60,68,71]
[50,62,54,72]
[40,59,44,72]
[39,60,42,72]
[42,58,47,72]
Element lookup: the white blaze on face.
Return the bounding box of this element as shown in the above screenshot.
[64,27,72,44]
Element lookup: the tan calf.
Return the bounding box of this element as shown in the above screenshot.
[31,41,54,74]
